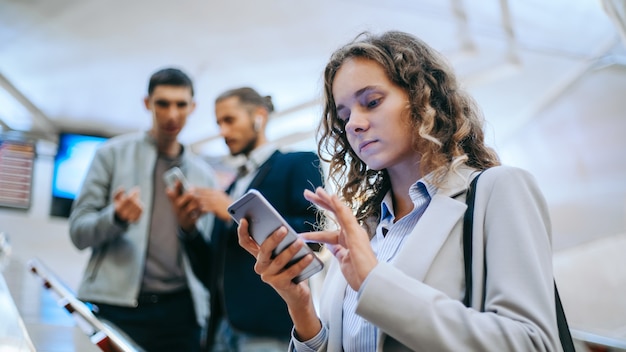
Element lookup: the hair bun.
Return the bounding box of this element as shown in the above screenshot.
[264,95,275,113]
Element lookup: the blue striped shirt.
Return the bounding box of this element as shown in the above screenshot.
[293,179,436,352]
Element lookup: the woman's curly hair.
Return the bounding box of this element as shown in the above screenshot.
[317,30,500,229]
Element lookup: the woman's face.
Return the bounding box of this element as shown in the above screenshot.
[332,57,418,172]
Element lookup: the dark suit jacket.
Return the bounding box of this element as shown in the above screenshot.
[183,150,324,346]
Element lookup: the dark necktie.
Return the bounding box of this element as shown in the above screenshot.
[236,164,249,179]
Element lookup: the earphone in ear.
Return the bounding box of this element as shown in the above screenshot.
[253,116,262,131]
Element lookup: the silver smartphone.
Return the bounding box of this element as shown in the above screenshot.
[227,189,324,284]
[163,166,190,194]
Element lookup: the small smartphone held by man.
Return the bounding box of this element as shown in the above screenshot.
[163,167,190,194]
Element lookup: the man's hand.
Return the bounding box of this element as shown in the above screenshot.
[113,187,144,223]
[192,188,233,222]
[166,181,203,232]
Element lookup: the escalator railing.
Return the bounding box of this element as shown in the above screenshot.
[27,258,144,352]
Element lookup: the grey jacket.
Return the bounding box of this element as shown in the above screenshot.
[69,132,216,326]
[295,165,562,351]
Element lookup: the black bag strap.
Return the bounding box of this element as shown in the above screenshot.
[555,285,576,352]
[462,170,576,352]
[462,171,482,307]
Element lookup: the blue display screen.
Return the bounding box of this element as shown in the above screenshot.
[52,133,107,199]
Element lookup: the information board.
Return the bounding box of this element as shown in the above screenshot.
[0,139,35,209]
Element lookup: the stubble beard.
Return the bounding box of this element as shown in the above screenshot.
[233,133,258,157]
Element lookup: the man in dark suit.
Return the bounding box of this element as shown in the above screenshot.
[169,87,324,352]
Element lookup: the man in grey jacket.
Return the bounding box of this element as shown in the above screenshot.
[69,67,216,352]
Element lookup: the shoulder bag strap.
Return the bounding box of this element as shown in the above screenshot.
[462,171,482,307]
[461,169,576,352]
[555,285,576,351]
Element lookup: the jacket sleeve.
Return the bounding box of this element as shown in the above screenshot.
[355,167,562,351]
[69,145,127,250]
[179,158,217,289]
[282,152,324,232]
[179,228,212,289]
[282,152,325,250]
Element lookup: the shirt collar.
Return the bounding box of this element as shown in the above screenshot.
[144,131,185,161]
[380,173,438,222]
[243,143,277,172]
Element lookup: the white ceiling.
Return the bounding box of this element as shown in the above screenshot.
[0,0,618,144]
[1,0,626,248]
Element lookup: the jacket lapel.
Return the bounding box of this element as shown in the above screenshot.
[391,166,475,282]
[247,150,280,191]
[391,195,465,282]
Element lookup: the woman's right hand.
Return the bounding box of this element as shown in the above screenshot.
[236,219,323,340]
[237,218,313,302]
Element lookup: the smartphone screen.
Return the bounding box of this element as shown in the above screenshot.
[163,167,189,194]
[227,189,324,283]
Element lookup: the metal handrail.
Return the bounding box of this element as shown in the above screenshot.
[572,328,626,351]
[27,258,144,352]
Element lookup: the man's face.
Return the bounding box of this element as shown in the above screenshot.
[145,85,195,145]
[215,96,258,156]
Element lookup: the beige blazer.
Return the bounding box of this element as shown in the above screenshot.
[307,165,562,352]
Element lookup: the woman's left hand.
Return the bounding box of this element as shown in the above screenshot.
[303,187,378,291]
